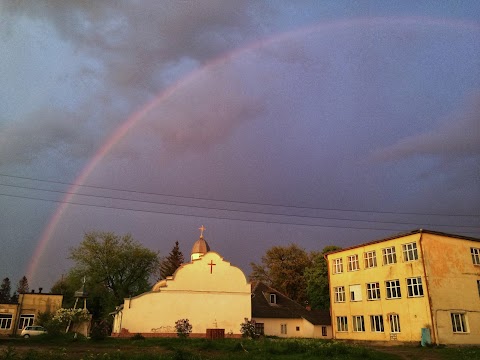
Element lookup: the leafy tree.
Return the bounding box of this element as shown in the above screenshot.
[0,277,12,303]
[159,241,184,279]
[68,231,160,314]
[250,244,312,303]
[304,245,342,310]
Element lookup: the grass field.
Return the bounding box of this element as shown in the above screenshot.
[1,335,479,360]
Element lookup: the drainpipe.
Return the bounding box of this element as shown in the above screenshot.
[324,253,334,339]
[419,231,437,345]
[13,293,25,336]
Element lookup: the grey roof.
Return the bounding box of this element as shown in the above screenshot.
[251,282,331,326]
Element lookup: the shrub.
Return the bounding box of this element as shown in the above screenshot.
[174,319,192,338]
[240,318,259,339]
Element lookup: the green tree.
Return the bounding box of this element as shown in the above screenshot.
[68,231,160,317]
[250,244,312,304]
[0,277,12,303]
[159,241,185,279]
[304,245,342,309]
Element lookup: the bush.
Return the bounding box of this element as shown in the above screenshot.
[174,319,192,338]
[240,318,260,339]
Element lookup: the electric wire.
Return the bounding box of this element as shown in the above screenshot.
[1,182,479,229]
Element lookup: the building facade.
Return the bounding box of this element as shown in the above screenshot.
[111,232,251,337]
[0,291,63,336]
[252,282,332,338]
[326,229,480,345]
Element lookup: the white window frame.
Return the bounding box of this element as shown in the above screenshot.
[389,314,401,333]
[334,286,345,302]
[364,250,377,268]
[402,242,419,262]
[280,323,287,334]
[347,254,359,271]
[382,246,397,265]
[336,316,348,332]
[385,279,401,299]
[407,277,424,297]
[370,315,384,332]
[451,313,467,333]
[366,282,381,300]
[471,248,480,265]
[269,293,277,304]
[352,315,365,332]
[333,258,343,274]
[349,284,362,302]
[18,314,35,330]
[0,314,13,330]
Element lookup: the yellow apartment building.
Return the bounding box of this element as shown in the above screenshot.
[0,291,63,336]
[326,229,480,345]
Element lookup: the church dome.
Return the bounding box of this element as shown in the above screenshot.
[191,237,210,256]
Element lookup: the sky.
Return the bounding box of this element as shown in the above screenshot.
[1,1,479,291]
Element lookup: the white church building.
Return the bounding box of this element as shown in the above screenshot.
[111,228,251,337]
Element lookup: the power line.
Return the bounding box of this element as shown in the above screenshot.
[1,182,479,229]
[0,173,478,217]
[0,192,479,235]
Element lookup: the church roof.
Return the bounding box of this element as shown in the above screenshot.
[251,282,331,326]
[191,237,210,255]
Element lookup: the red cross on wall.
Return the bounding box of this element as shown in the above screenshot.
[208,260,216,274]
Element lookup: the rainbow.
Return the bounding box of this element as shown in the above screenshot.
[27,17,480,284]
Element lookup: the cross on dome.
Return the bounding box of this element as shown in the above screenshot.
[199,225,206,238]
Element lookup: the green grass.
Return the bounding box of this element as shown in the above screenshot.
[4,336,479,360]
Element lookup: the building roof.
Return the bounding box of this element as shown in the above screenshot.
[191,237,210,255]
[251,282,331,326]
[325,229,480,257]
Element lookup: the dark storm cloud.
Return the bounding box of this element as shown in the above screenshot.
[372,91,480,161]
[0,108,97,165]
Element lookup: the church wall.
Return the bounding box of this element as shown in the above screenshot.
[117,290,250,336]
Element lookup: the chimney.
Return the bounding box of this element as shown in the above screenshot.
[31,289,35,293]
[38,287,43,294]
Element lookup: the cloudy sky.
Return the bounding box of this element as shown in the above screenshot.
[1,1,479,290]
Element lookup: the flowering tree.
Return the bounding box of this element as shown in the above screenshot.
[240,318,259,339]
[175,319,192,338]
[53,308,91,325]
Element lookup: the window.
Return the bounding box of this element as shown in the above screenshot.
[281,323,287,334]
[349,284,362,301]
[385,280,402,299]
[336,316,348,332]
[18,314,35,330]
[389,314,401,333]
[477,280,480,297]
[451,313,467,333]
[333,258,343,274]
[367,282,381,300]
[407,277,424,297]
[402,242,418,261]
[370,315,384,332]
[255,322,264,335]
[348,255,359,271]
[269,293,277,304]
[471,248,480,265]
[382,246,397,265]
[334,286,345,302]
[322,326,327,336]
[352,316,365,332]
[0,314,13,330]
[296,326,300,331]
[364,251,377,268]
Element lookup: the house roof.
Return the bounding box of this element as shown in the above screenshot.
[325,229,480,257]
[251,281,331,326]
